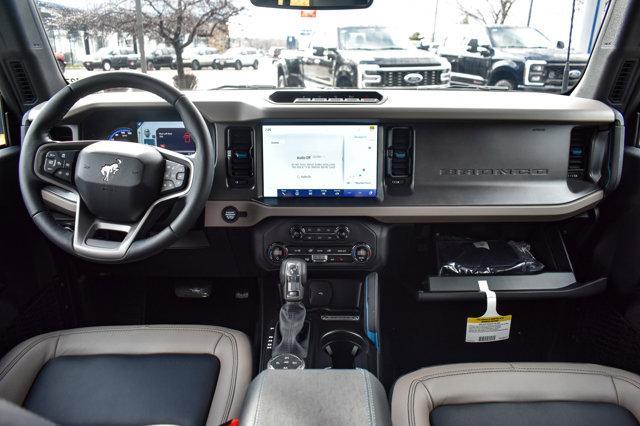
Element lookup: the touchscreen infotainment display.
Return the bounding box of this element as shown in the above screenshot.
[262,124,378,198]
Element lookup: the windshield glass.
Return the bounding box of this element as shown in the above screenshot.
[36,0,608,93]
[489,27,553,49]
[338,27,411,50]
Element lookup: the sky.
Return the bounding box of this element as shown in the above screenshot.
[49,0,604,52]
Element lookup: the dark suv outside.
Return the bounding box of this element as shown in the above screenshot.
[437,25,588,91]
[277,26,451,89]
[133,47,176,70]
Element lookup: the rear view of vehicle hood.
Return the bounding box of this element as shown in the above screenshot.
[344,49,445,66]
[502,47,590,63]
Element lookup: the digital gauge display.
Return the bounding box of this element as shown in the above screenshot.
[107,127,136,142]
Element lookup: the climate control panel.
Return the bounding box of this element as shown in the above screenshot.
[267,242,372,264]
[255,219,385,270]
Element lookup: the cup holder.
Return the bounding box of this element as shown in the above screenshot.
[320,330,367,369]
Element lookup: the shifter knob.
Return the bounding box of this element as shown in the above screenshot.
[280,259,307,302]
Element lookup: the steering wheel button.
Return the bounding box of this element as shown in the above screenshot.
[44,158,57,173]
[54,169,72,182]
[161,180,176,192]
[45,151,57,159]
[175,171,185,181]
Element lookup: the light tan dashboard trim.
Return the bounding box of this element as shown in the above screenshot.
[27,90,616,124]
[204,191,603,227]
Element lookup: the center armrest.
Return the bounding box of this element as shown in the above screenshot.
[239,369,391,425]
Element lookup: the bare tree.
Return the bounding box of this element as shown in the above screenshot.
[457,0,518,25]
[142,0,243,88]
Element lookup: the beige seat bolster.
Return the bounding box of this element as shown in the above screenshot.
[0,325,252,425]
[391,362,640,426]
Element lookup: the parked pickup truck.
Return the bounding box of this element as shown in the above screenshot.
[437,25,589,91]
[276,26,451,89]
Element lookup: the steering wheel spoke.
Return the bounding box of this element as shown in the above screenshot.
[35,140,97,192]
[156,147,194,198]
[73,199,144,260]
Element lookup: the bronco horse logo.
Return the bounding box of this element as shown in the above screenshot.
[100,159,122,182]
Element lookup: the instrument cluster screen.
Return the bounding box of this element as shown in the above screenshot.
[136,121,193,153]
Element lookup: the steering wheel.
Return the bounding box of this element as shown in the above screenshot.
[19,73,215,263]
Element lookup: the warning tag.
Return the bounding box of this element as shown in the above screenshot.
[465,280,512,343]
[466,315,512,343]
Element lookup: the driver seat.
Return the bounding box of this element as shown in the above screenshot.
[0,325,252,426]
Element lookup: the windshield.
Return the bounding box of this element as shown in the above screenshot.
[489,27,553,49]
[338,27,411,50]
[37,0,608,92]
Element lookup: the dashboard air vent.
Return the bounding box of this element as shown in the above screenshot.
[609,60,637,105]
[226,127,254,188]
[8,61,36,106]
[568,127,594,180]
[269,91,383,104]
[386,127,413,191]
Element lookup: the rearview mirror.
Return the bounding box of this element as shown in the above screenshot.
[479,45,494,57]
[312,46,326,56]
[466,39,479,53]
[250,0,372,9]
[556,40,565,49]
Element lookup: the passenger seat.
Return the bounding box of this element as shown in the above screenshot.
[391,362,640,426]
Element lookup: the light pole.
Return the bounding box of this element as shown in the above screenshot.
[431,0,440,43]
[527,0,534,26]
[135,0,147,73]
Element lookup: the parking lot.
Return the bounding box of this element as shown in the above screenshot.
[63,58,278,90]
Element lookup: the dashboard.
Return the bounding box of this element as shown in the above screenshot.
[37,89,622,229]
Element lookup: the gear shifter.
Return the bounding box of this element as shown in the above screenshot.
[270,259,308,366]
[280,258,307,302]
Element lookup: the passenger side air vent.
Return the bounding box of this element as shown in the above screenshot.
[568,127,595,180]
[269,91,383,104]
[49,126,74,141]
[385,127,413,192]
[226,127,254,188]
[609,60,637,105]
[8,61,37,106]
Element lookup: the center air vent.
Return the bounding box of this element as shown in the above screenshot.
[226,127,254,188]
[269,91,383,104]
[385,127,413,191]
[568,127,595,180]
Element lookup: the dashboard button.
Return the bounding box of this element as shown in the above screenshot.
[221,206,239,223]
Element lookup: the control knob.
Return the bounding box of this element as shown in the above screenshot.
[336,226,350,240]
[290,226,303,240]
[351,243,372,263]
[268,243,288,262]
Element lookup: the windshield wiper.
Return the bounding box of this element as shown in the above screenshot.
[449,82,510,91]
[211,85,277,90]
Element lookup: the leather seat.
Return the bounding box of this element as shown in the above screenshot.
[0,325,252,426]
[391,362,640,426]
